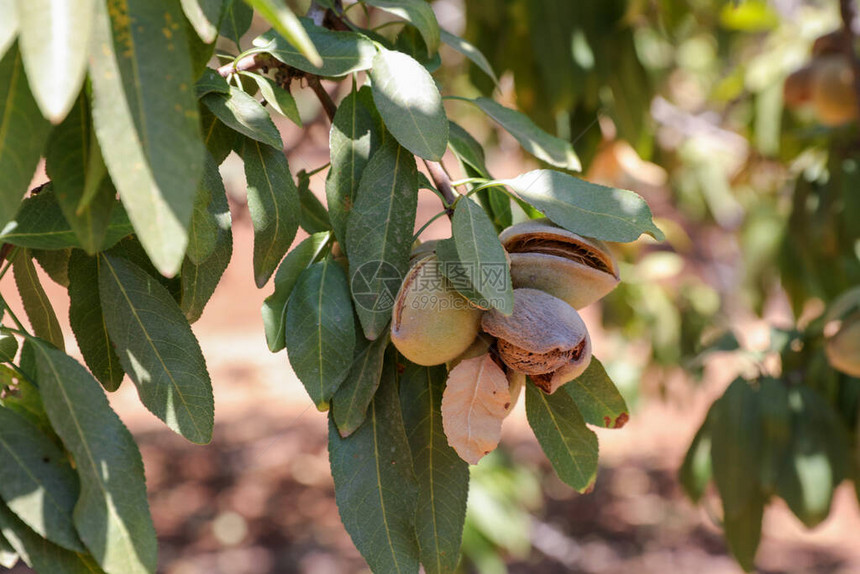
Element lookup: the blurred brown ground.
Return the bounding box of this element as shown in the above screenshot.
[4,111,860,574]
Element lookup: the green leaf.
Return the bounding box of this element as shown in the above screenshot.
[194,68,230,99]
[0,0,16,62]
[0,502,105,574]
[502,169,665,242]
[0,531,16,568]
[563,358,629,429]
[0,43,51,230]
[329,370,420,573]
[68,251,125,392]
[0,333,17,362]
[776,386,849,528]
[202,85,283,150]
[180,160,233,323]
[326,84,383,250]
[186,154,222,265]
[181,0,225,44]
[240,138,301,287]
[0,406,83,552]
[439,29,497,85]
[243,72,302,125]
[332,335,390,437]
[723,492,764,573]
[200,105,237,165]
[89,0,205,276]
[284,259,355,408]
[473,97,580,171]
[525,382,598,492]
[297,172,331,234]
[32,248,72,287]
[99,254,214,444]
[242,0,322,66]
[219,0,253,49]
[679,415,712,504]
[0,360,51,436]
[710,379,763,515]
[370,48,448,161]
[12,249,64,350]
[0,187,133,250]
[393,26,441,73]
[253,18,375,77]
[16,0,94,122]
[261,232,330,352]
[45,93,117,254]
[366,0,440,56]
[400,362,469,574]
[452,197,513,314]
[106,236,182,300]
[30,340,156,574]
[434,237,484,306]
[345,138,419,339]
[447,121,488,177]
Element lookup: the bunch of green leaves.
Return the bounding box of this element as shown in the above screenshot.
[0,1,663,572]
[681,319,859,572]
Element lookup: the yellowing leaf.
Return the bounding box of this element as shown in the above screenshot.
[441,354,510,464]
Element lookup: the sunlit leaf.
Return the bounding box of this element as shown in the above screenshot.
[366,0,440,55]
[99,254,215,444]
[31,340,156,574]
[0,407,83,552]
[16,0,94,122]
[439,29,497,85]
[473,97,580,171]
[181,0,225,44]
[243,0,322,66]
[254,19,375,77]
[370,48,448,161]
[502,169,665,242]
[89,0,204,276]
[563,358,629,429]
[526,382,598,492]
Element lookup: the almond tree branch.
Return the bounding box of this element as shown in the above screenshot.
[423,160,457,218]
[307,76,337,122]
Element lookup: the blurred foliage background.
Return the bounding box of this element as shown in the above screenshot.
[448,0,860,571]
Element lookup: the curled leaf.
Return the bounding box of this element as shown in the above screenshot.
[441,354,510,464]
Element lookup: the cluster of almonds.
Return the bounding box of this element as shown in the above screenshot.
[391,218,620,395]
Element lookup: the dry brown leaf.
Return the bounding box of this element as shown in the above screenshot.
[441,354,511,464]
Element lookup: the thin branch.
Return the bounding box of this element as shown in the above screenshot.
[839,0,860,136]
[423,160,458,217]
[216,53,276,77]
[307,76,337,122]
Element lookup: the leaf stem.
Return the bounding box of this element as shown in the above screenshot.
[448,177,488,188]
[412,210,449,242]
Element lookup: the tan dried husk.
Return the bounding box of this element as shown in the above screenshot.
[481,288,592,394]
[441,354,511,464]
[500,219,620,309]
